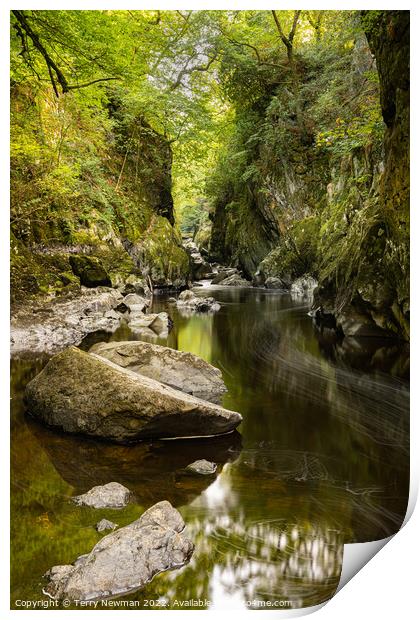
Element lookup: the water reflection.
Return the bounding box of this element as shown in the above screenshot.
[28,420,242,507]
[10,286,409,608]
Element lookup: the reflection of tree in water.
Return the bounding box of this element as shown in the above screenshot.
[133,458,346,609]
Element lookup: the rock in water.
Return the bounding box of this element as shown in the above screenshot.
[96,519,118,532]
[185,460,217,475]
[43,501,194,601]
[216,273,251,287]
[25,347,242,442]
[90,341,227,404]
[127,311,171,336]
[176,290,221,313]
[72,483,130,509]
[290,275,318,298]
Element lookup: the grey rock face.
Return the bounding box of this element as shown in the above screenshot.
[265,277,285,289]
[185,459,217,475]
[176,290,221,314]
[96,519,118,532]
[72,483,131,509]
[290,275,318,298]
[10,288,124,355]
[25,347,242,442]
[183,238,213,280]
[43,501,194,601]
[90,340,227,404]
[216,273,251,287]
[211,268,238,285]
[122,275,151,298]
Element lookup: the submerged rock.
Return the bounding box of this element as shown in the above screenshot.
[43,501,194,601]
[90,340,227,404]
[73,482,130,509]
[96,519,118,532]
[69,255,112,288]
[185,460,217,475]
[176,290,221,313]
[25,347,242,442]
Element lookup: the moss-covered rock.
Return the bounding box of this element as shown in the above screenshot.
[257,216,320,286]
[128,216,190,289]
[69,255,111,288]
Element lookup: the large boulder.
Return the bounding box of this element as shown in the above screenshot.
[69,255,112,288]
[90,341,227,404]
[25,347,242,442]
[43,501,194,601]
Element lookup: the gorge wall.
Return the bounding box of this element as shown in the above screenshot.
[207,10,409,339]
[11,91,190,304]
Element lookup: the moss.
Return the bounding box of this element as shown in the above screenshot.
[130,216,190,288]
[69,255,111,288]
[258,216,320,284]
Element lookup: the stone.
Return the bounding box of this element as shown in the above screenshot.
[122,275,151,298]
[265,277,285,289]
[127,311,171,336]
[43,501,194,601]
[176,290,221,314]
[96,519,118,532]
[89,340,228,404]
[25,347,242,442]
[121,293,149,314]
[216,273,251,287]
[290,275,318,298]
[10,288,124,355]
[211,268,238,285]
[72,483,130,509]
[69,255,112,288]
[185,460,217,475]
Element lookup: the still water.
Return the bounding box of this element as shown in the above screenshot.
[10,285,409,609]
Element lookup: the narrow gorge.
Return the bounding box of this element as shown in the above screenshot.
[10,10,409,611]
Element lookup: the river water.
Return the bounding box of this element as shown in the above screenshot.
[10,285,409,610]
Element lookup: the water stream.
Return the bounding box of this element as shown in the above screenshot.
[10,285,409,609]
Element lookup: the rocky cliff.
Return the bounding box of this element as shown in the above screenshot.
[11,93,190,304]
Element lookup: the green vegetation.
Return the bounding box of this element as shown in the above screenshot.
[10,10,409,337]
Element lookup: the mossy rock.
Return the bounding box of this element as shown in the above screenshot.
[69,255,111,288]
[258,216,320,284]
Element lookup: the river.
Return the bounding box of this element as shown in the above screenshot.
[10,284,409,609]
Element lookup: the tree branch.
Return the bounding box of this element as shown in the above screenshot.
[271,10,301,61]
[12,10,120,96]
[167,54,218,92]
